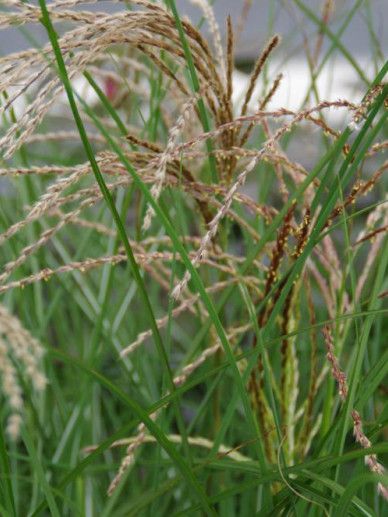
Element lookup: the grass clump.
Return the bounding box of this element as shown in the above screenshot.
[0,0,387,515]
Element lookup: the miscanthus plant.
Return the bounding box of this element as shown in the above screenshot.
[0,0,387,515]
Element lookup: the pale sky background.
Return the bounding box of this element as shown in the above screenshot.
[1,1,386,125]
[0,1,386,58]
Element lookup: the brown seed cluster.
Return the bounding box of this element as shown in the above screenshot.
[323,326,388,501]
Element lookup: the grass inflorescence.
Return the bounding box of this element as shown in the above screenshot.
[0,0,387,515]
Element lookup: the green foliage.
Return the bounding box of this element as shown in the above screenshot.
[0,0,386,515]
